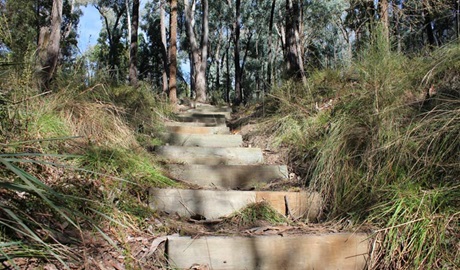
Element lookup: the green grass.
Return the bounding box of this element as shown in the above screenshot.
[255,28,460,268]
[0,69,176,268]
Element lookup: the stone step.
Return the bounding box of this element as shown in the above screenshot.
[167,234,370,270]
[149,188,321,220]
[165,125,230,135]
[176,114,227,126]
[166,164,288,189]
[154,146,264,165]
[160,133,243,147]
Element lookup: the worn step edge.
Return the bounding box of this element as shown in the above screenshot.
[165,125,230,135]
[149,188,321,220]
[154,146,264,165]
[165,164,288,189]
[179,110,231,120]
[160,133,243,147]
[167,234,370,270]
[164,121,227,127]
[175,114,227,125]
[188,106,232,113]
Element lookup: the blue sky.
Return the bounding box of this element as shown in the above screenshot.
[77,5,102,53]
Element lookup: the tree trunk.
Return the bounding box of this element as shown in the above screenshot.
[184,0,209,103]
[126,0,131,42]
[226,47,230,104]
[233,0,242,105]
[285,0,305,82]
[129,0,139,87]
[267,0,276,89]
[214,30,223,91]
[41,0,63,90]
[379,0,389,43]
[160,0,168,93]
[423,1,437,47]
[169,0,178,105]
[457,0,460,39]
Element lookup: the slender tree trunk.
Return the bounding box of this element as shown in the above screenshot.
[189,52,194,97]
[423,1,437,47]
[160,0,168,93]
[457,0,460,39]
[267,0,276,90]
[393,2,402,52]
[233,0,242,105]
[196,0,208,102]
[129,0,139,87]
[184,0,209,103]
[126,0,131,42]
[169,0,178,105]
[226,48,230,104]
[41,0,63,90]
[379,0,389,43]
[214,31,223,91]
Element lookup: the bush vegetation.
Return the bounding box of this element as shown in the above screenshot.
[258,34,460,268]
[0,58,176,268]
[1,22,459,270]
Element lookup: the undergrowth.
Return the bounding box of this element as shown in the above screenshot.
[258,31,460,269]
[0,58,175,268]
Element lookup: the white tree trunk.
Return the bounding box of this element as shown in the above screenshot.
[184,0,208,102]
[41,0,63,90]
[160,0,168,93]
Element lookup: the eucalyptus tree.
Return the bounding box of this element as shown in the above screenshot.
[1,0,80,88]
[40,0,63,90]
[205,0,233,102]
[94,0,127,80]
[285,0,306,83]
[128,0,139,87]
[140,1,164,87]
[169,0,178,104]
[184,0,209,102]
[160,0,168,93]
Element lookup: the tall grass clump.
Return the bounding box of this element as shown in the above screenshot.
[261,26,459,268]
[0,52,175,267]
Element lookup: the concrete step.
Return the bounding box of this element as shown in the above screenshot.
[166,164,288,189]
[165,125,230,135]
[176,114,227,126]
[187,103,232,112]
[164,121,226,127]
[180,110,231,120]
[149,188,321,220]
[167,234,369,270]
[160,133,243,147]
[154,146,264,165]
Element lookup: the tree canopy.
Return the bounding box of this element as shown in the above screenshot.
[1,0,458,101]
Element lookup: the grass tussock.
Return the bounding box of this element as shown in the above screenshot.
[227,202,288,227]
[259,33,460,268]
[0,59,175,268]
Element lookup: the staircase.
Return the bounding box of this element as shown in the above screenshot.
[150,104,370,270]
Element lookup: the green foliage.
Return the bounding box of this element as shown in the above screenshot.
[259,38,460,268]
